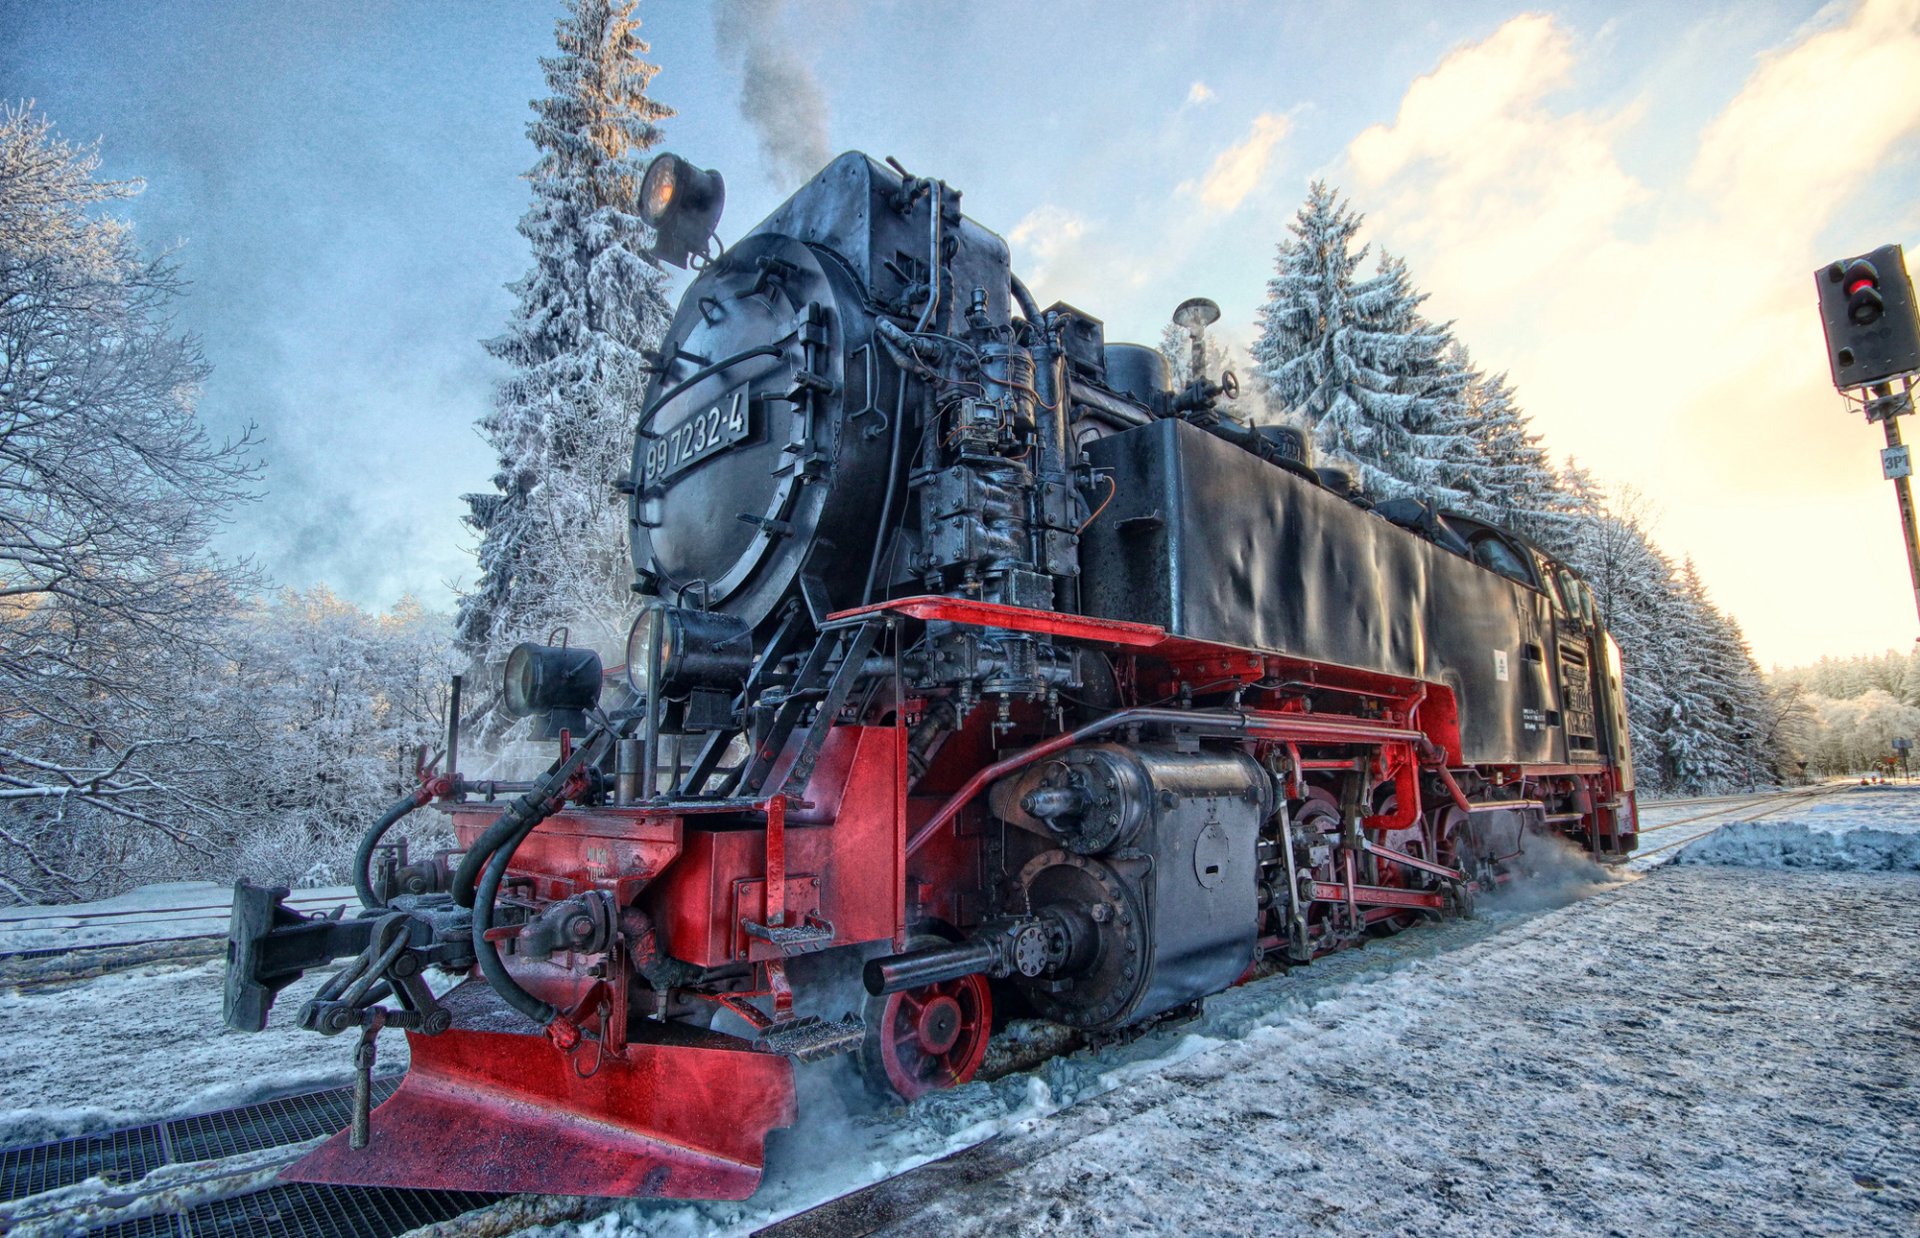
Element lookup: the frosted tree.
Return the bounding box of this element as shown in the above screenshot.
[221,591,463,888]
[1371,254,1474,505]
[1437,345,1567,538]
[1548,482,1779,793]
[1549,485,1685,792]
[1673,560,1775,787]
[1251,185,1462,500]
[458,0,675,676]
[0,104,262,904]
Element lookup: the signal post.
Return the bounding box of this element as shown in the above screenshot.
[1814,244,1920,627]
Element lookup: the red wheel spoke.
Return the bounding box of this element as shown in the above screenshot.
[872,968,993,1102]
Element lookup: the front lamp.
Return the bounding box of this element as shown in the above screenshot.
[624,604,751,699]
[637,153,725,270]
[501,643,604,719]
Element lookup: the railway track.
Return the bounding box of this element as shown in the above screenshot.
[0,891,355,991]
[1629,782,1853,862]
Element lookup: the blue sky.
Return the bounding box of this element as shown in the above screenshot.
[4,0,1918,666]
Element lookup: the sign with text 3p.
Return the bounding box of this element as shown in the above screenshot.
[1883,445,1911,480]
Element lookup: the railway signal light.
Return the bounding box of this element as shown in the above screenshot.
[1843,257,1884,326]
[1814,243,1920,389]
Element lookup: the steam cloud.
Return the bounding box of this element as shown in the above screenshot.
[712,0,833,190]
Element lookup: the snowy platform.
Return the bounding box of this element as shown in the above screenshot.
[0,955,407,1150]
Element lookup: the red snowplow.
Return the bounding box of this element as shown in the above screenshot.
[287,983,796,1199]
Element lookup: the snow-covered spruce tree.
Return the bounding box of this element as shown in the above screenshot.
[1250,185,1460,501]
[1430,344,1568,539]
[0,104,262,904]
[1549,480,1680,793]
[1470,370,1567,538]
[458,0,674,680]
[1370,254,1476,505]
[1550,480,1775,794]
[1673,560,1777,788]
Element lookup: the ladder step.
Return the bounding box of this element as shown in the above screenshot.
[742,917,836,955]
[755,1015,865,1062]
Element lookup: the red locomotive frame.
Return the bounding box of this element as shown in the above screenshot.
[287,595,1636,1198]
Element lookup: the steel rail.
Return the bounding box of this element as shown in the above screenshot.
[1631,785,1853,860]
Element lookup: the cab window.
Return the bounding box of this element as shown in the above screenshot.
[1554,570,1584,619]
[1469,533,1535,587]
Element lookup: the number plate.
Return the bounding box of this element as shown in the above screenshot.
[1884,444,1911,481]
[642,389,751,489]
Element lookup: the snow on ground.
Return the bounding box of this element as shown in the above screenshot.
[0,956,404,1147]
[864,862,1919,1237]
[1674,784,1920,872]
[515,853,1627,1236]
[0,882,355,953]
[541,788,1914,1237]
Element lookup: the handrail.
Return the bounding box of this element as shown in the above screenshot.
[906,707,1423,856]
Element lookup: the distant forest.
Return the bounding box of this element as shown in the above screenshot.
[1770,651,1920,777]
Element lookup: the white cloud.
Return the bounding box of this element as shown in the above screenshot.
[1008,204,1085,260]
[1007,204,1090,287]
[1345,13,1646,308]
[1339,0,1920,664]
[1689,0,1920,226]
[1186,81,1217,106]
[1183,112,1292,212]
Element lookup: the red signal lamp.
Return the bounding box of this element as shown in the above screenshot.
[1840,257,1884,326]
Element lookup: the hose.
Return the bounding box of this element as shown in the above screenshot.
[462,727,613,1043]
[449,736,603,908]
[471,811,560,1029]
[353,791,430,910]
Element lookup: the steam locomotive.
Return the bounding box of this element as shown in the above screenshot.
[224,151,1639,1200]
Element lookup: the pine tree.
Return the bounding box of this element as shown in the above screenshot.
[1547,481,1780,793]
[1675,560,1774,788]
[458,0,674,671]
[1549,484,1681,792]
[1372,254,1474,505]
[1436,345,1567,539]
[1250,185,1462,500]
